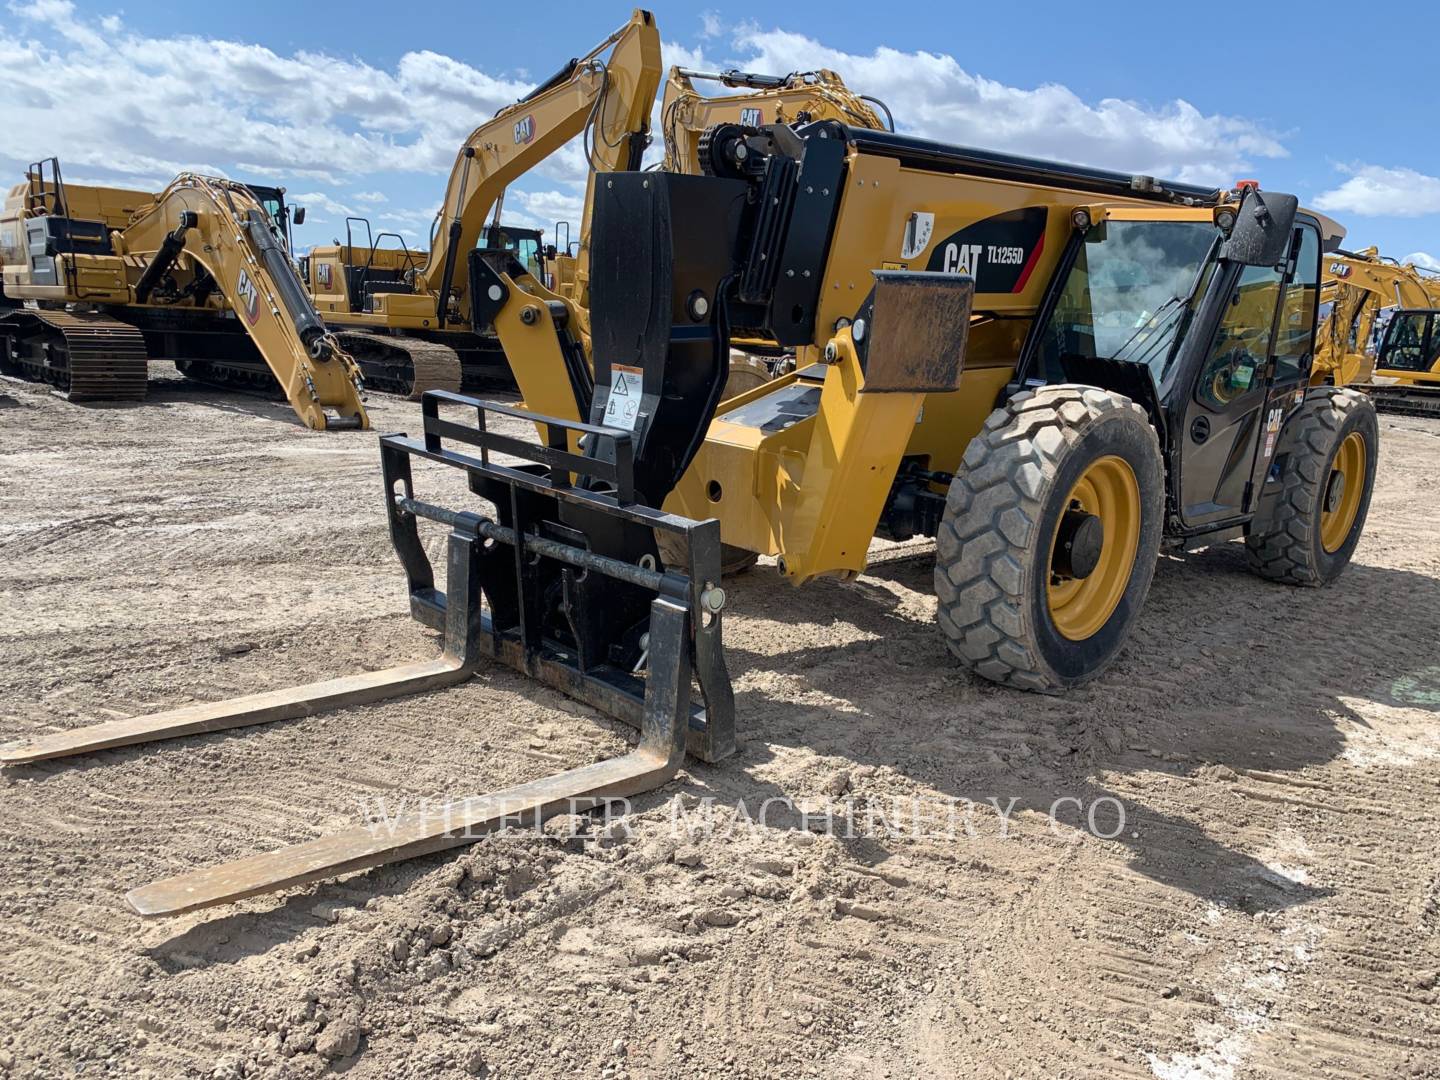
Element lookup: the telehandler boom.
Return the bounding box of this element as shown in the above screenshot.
[3,121,1377,917]
[0,164,366,430]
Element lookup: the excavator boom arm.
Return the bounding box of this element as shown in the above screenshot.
[418,8,661,326]
[117,175,367,429]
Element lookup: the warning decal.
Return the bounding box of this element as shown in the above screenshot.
[603,364,644,432]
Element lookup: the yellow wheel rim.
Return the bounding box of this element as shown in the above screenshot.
[1047,455,1141,642]
[1320,431,1366,553]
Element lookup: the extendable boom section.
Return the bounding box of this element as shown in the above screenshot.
[118,175,368,430]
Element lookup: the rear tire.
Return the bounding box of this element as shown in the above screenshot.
[934,385,1165,692]
[1244,387,1377,586]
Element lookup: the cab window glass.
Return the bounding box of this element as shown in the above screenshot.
[1382,313,1432,372]
[1273,226,1319,383]
[1197,262,1282,409]
[517,238,541,278]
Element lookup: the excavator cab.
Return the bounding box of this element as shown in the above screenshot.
[1377,309,1440,375]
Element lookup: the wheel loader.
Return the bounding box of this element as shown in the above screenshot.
[0,162,367,430]
[1313,246,1440,416]
[2,118,1378,917]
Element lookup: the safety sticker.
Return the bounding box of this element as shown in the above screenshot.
[604,364,644,432]
[902,211,934,259]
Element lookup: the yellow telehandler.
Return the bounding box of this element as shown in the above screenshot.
[4,118,1376,917]
[0,163,367,430]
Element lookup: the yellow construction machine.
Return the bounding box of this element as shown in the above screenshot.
[1313,246,1440,416]
[661,65,891,174]
[303,9,662,396]
[0,162,366,430]
[4,119,1378,917]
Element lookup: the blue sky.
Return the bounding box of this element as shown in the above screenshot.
[4,0,1439,266]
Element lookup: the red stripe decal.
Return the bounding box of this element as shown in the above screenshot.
[1012,231,1047,293]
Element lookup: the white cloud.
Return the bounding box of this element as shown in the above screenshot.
[715,26,1287,186]
[1,0,528,187]
[1406,251,1440,272]
[1314,165,1440,218]
[1,2,1294,239]
[293,191,356,217]
[504,189,586,233]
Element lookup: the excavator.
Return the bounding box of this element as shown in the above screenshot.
[1313,246,1440,416]
[4,108,1378,919]
[0,162,367,430]
[303,9,662,397]
[306,24,898,401]
[661,65,891,174]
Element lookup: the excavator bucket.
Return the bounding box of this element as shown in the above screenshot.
[3,168,747,915]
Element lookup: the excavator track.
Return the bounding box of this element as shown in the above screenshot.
[1366,383,1440,419]
[0,310,148,401]
[333,332,462,400]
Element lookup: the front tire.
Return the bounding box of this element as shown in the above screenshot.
[934,386,1165,692]
[1244,387,1377,586]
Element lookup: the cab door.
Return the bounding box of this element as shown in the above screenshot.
[1176,223,1319,528]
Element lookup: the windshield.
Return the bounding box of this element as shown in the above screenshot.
[1039,219,1220,380]
[478,227,544,278]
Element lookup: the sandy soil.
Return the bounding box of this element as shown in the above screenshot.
[1,369,1439,1080]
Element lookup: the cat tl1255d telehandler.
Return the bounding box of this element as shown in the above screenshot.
[4,120,1377,915]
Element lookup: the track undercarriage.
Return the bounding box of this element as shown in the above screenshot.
[333,329,516,399]
[1366,382,1440,419]
[0,309,148,401]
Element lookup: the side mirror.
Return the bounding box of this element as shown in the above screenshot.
[292,206,306,226]
[543,243,558,259]
[1219,189,1297,267]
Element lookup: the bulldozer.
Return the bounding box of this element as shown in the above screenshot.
[2,118,1378,917]
[1313,246,1440,416]
[302,9,662,397]
[0,162,368,430]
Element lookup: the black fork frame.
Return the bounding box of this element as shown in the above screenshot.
[380,390,736,764]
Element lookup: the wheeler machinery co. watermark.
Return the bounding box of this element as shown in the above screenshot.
[354,794,1129,843]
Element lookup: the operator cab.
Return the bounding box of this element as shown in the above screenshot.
[478,224,547,282]
[243,184,302,254]
[1376,308,1440,377]
[1028,194,1327,535]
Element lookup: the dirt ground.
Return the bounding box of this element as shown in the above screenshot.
[2,368,1439,1080]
